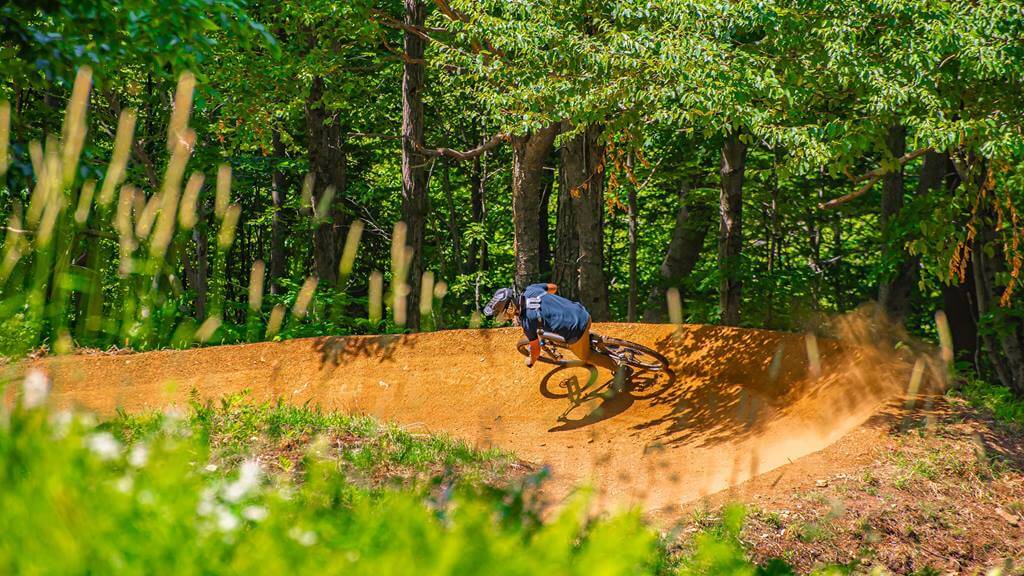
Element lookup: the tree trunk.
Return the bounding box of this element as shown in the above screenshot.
[627,181,639,322]
[932,153,978,368]
[441,159,463,276]
[511,124,558,290]
[971,191,1024,396]
[806,180,823,306]
[538,161,554,279]
[561,122,609,320]
[967,159,1024,396]
[401,0,428,329]
[191,203,210,319]
[468,127,487,272]
[831,214,844,310]
[765,152,782,325]
[553,158,579,302]
[944,263,979,370]
[269,129,288,295]
[719,132,747,326]
[643,181,713,321]
[878,124,917,322]
[306,76,346,286]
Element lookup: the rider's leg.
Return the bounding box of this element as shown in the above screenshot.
[567,322,620,374]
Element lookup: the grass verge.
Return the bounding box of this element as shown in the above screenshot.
[1,388,801,575]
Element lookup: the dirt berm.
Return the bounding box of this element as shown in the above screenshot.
[31,322,923,515]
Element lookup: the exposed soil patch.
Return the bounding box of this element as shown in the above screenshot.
[681,397,1024,574]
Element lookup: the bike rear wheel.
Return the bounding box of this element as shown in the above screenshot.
[596,337,668,371]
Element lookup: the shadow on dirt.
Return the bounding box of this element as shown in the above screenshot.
[312,334,412,368]
[630,325,817,448]
[541,363,677,432]
[310,327,510,370]
[633,314,932,450]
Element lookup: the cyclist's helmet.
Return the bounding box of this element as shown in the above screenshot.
[483,287,518,317]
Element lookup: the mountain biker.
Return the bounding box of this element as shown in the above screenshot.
[483,283,620,374]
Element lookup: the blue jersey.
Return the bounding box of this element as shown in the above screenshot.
[519,283,590,344]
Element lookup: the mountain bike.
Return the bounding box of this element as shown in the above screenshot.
[516,330,668,372]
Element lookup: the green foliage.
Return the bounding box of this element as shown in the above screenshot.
[674,504,805,576]
[0,394,802,575]
[0,310,41,357]
[950,377,1024,427]
[2,1,1024,392]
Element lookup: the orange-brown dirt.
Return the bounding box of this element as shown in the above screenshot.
[24,322,926,516]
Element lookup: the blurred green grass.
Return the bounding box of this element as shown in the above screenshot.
[0,386,805,575]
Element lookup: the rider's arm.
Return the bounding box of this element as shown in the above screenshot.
[522,311,541,367]
[528,339,541,366]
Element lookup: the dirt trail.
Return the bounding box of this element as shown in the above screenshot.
[29,322,919,515]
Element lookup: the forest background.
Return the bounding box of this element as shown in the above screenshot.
[2,0,1024,399]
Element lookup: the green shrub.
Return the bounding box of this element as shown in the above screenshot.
[949,376,1024,426]
[0,311,42,357]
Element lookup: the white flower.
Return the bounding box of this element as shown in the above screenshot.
[288,526,317,547]
[22,369,50,409]
[204,463,218,473]
[50,410,74,438]
[242,506,268,522]
[222,459,262,502]
[128,444,148,468]
[197,487,216,516]
[160,407,188,437]
[215,505,239,532]
[115,476,134,494]
[85,432,122,461]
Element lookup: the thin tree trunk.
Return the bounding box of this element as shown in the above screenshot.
[627,180,639,322]
[468,126,486,272]
[401,0,428,329]
[643,181,713,321]
[553,154,579,302]
[719,132,747,326]
[878,124,916,322]
[807,179,823,306]
[831,214,844,310]
[192,201,210,319]
[441,159,464,276]
[270,129,288,295]
[562,122,609,320]
[765,151,781,325]
[538,161,554,279]
[511,124,558,290]
[306,76,346,286]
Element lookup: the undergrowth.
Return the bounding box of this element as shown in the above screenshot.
[0,387,814,575]
[948,373,1024,427]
